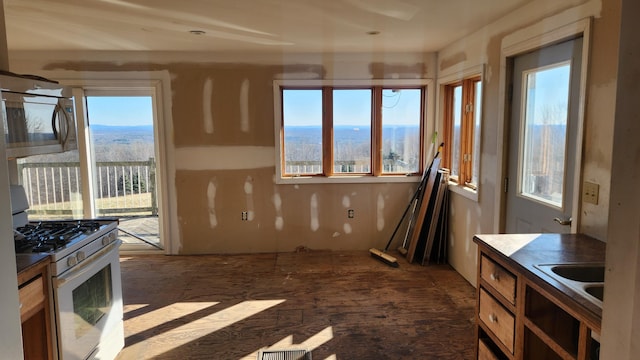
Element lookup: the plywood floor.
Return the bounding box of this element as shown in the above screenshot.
[116,250,476,360]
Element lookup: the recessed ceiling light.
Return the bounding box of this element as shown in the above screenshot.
[189,30,206,35]
[367,31,380,36]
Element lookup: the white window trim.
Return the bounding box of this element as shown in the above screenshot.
[29,70,174,253]
[273,79,434,184]
[436,65,485,202]
[494,18,591,233]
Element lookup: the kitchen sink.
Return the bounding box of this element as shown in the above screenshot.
[535,263,605,308]
[585,284,604,301]
[549,264,605,282]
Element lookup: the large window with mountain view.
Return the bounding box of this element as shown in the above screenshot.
[442,74,482,191]
[277,81,426,180]
[16,83,164,251]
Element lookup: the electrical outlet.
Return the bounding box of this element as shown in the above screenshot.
[347,209,354,218]
[583,181,599,205]
[241,211,248,221]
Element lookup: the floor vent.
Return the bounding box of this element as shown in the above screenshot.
[257,349,312,360]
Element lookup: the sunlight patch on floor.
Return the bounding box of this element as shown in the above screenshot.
[241,326,334,360]
[124,299,285,358]
[124,302,219,336]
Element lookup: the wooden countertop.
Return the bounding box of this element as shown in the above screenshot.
[473,233,606,330]
[16,253,51,275]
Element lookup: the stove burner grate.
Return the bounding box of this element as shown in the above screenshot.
[14,220,105,253]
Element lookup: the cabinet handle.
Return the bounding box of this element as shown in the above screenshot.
[488,313,498,323]
[490,272,499,281]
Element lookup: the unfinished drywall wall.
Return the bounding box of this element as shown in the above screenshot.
[437,0,617,285]
[601,1,640,356]
[9,52,435,254]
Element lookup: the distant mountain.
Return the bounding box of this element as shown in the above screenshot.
[91,124,154,145]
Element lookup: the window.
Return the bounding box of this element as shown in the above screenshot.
[519,63,571,208]
[275,80,427,182]
[442,74,483,191]
[17,78,167,251]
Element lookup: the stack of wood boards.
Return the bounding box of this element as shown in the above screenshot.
[405,159,450,265]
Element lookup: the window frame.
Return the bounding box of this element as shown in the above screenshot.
[438,66,484,200]
[274,79,432,184]
[41,72,172,253]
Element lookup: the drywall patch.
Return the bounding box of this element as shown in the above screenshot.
[342,195,351,208]
[175,146,275,170]
[270,182,283,229]
[207,178,218,229]
[343,223,352,234]
[203,77,214,134]
[244,176,255,221]
[439,52,468,72]
[240,78,250,132]
[369,62,426,79]
[272,175,284,231]
[376,193,385,231]
[310,193,320,232]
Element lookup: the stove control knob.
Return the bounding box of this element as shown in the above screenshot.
[110,232,117,241]
[67,256,78,267]
[102,236,110,246]
[76,251,86,262]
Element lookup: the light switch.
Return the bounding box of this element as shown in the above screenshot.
[583,181,599,205]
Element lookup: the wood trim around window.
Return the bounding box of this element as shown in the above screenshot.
[443,76,482,187]
[322,87,334,176]
[277,81,428,180]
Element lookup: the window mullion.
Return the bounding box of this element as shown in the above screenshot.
[372,86,382,176]
[322,87,334,176]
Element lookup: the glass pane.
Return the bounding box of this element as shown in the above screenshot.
[382,89,422,174]
[451,86,462,179]
[72,264,113,338]
[4,97,59,146]
[87,96,160,248]
[87,96,156,216]
[520,63,571,207]
[333,89,372,173]
[282,89,323,175]
[18,150,83,220]
[471,81,482,186]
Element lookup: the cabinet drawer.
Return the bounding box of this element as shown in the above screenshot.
[481,255,516,304]
[19,276,45,322]
[478,339,500,360]
[479,288,515,354]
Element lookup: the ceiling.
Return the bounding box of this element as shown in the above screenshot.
[4,0,532,53]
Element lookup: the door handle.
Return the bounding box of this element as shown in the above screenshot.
[554,217,572,226]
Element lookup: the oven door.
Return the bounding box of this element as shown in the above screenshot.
[53,240,123,360]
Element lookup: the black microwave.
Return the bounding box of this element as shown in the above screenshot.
[1,74,76,158]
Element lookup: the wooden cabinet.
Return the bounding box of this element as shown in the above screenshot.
[474,234,603,360]
[18,257,53,360]
[477,253,518,358]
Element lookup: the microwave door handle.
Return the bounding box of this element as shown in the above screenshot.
[53,102,71,146]
[51,106,59,140]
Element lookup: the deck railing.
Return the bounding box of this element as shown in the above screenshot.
[18,158,157,218]
[285,160,417,175]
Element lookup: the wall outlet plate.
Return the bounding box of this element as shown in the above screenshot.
[583,181,599,205]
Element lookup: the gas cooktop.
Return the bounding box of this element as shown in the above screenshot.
[14,220,114,254]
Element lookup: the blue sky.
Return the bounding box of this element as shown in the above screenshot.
[86,96,153,126]
[283,89,422,126]
[527,63,571,125]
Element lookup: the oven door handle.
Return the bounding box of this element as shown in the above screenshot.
[55,240,121,287]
